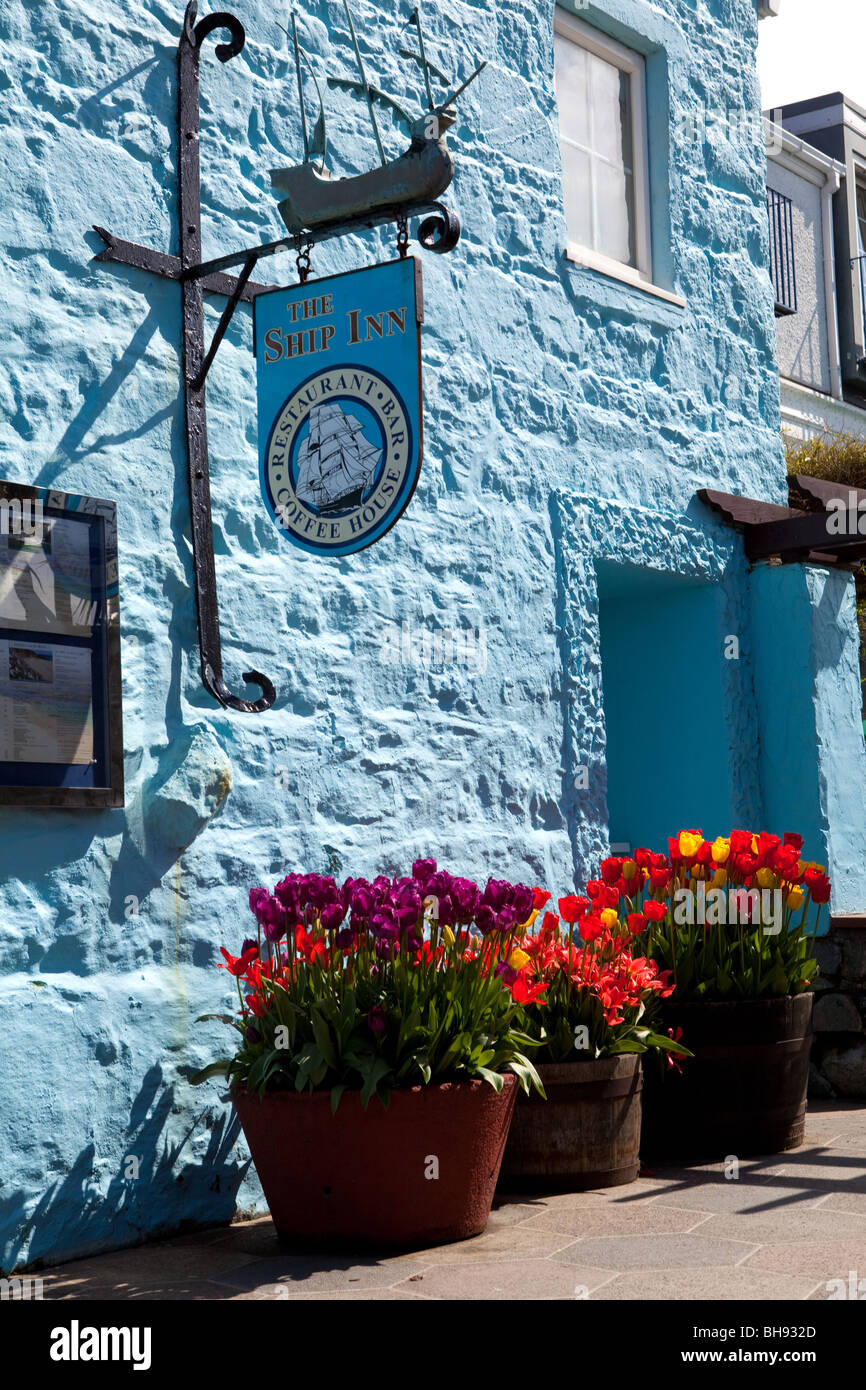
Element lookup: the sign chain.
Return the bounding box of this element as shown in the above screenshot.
[396,215,409,259]
[295,235,314,283]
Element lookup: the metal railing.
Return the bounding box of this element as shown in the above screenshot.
[766,188,797,316]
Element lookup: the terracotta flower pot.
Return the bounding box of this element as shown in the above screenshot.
[498,1054,642,1192]
[640,994,813,1161]
[231,1074,517,1249]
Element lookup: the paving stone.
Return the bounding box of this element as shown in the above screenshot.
[485,1201,545,1227]
[394,1224,577,1264]
[743,1239,866,1278]
[45,1279,237,1301]
[808,1101,866,1128]
[253,1287,430,1300]
[392,1258,617,1300]
[695,1207,866,1245]
[813,1191,866,1216]
[210,1254,431,1293]
[516,1179,668,1207]
[589,1267,822,1300]
[207,1217,286,1258]
[41,1244,260,1296]
[551,1232,757,1270]
[650,1178,823,1215]
[519,1204,711,1239]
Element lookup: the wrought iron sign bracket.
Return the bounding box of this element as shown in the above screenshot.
[93,2,465,714]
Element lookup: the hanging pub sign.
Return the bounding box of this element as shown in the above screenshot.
[91,1,485,710]
[255,257,423,556]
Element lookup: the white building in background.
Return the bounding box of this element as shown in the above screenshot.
[766,95,866,443]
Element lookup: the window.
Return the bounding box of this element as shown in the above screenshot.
[554,9,652,286]
[766,187,797,316]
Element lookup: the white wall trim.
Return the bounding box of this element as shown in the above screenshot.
[564,244,686,306]
[780,377,866,440]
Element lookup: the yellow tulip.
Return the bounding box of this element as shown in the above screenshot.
[711,836,730,864]
[508,947,530,970]
[678,831,702,858]
[690,864,702,879]
[600,908,619,928]
[711,868,727,887]
[622,859,638,880]
[756,868,778,890]
[442,925,455,947]
[786,887,804,911]
[521,908,539,930]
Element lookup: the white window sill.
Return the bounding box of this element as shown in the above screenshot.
[565,244,686,309]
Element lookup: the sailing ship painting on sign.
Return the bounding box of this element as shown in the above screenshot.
[294,402,382,513]
[271,2,484,239]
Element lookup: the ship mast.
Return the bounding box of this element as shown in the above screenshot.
[341,0,387,166]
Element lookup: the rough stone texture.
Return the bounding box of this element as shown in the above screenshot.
[813,993,863,1035]
[1,0,866,1270]
[811,921,866,1096]
[819,1045,866,1099]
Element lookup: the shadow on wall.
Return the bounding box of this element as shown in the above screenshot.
[1,1064,250,1275]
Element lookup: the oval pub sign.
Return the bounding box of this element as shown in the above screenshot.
[254,257,423,556]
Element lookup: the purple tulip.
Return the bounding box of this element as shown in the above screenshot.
[451,877,481,924]
[367,1005,387,1036]
[476,904,496,935]
[249,887,270,917]
[511,884,534,923]
[412,859,437,886]
[320,902,346,931]
[241,938,258,957]
[436,893,456,927]
[260,896,287,943]
[482,879,511,913]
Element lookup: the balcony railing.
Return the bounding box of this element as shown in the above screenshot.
[766,188,797,316]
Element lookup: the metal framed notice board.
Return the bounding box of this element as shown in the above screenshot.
[0,480,123,808]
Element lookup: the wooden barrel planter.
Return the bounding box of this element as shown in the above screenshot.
[640,994,813,1162]
[232,1075,517,1250]
[497,1055,642,1192]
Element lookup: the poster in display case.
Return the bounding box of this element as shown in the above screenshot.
[0,480,123,808]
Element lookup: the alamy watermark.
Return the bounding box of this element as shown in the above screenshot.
[379,619,487,675]
[672,882,784,935]
[0,497,45,542]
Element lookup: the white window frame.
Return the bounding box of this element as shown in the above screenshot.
[554,8,655,294]
[852,157,866,346]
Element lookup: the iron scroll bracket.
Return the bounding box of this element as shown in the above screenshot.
[92,2,463,714]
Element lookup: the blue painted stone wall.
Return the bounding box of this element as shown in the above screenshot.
[1,0,865,1269]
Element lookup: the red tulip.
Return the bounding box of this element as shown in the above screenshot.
[558,895,589,923]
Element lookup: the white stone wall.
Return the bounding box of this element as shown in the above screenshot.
[768,161,831,394]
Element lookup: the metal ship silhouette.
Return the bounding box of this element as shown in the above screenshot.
[271,3,485,235]
[295,402,382,512]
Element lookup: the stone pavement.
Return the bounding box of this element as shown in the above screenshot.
[38,1101,866,1301]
